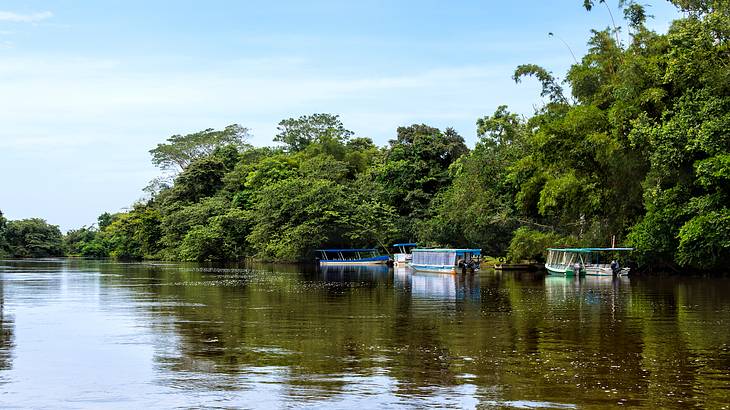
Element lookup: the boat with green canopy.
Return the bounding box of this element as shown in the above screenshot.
[545,247,634,276]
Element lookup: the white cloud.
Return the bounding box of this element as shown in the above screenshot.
[0,11,52,23]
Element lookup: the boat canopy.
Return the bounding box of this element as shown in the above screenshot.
[413,248,481,255]
[411,248,481,267]
[392,243,417,247]
[316,248,387,262]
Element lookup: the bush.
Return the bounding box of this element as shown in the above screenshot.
[4,218,64,258]
[506,227,573,263]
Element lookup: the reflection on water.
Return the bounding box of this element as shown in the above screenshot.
[0,275,14,381]
[0,259,729,408]
[318,264,390,282]
[394,267,480,301]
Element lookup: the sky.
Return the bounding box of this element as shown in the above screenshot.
[0,1,682,232]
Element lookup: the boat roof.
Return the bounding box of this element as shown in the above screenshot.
[316,248,378,252]
[547,247,634,252]
[412,248,481,253]
[392,243,417,247]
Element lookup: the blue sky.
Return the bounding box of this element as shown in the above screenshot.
[0,1,681,231]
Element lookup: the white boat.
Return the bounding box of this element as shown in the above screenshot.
[545,248,633,276]
[316,249,389,265]
[410,248,481,274]
[392,242,416,266]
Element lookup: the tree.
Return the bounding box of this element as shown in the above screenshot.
[0,210,8,256]
[179,209,253,262]
[247,177,354,261]
[503,0,729,271]
[64,226,98,256]
[507,227,574,263]
[513,64,569,105]
[103,213,144,260]
[225,155,299,209]
[170,157,227,203]
[4,218,64,258]
[274,113,353,152]
[159,196,230,259]
[149,124,250,171]
[97,212,114,230]
[421,107,528,254]
[372,124,469,238]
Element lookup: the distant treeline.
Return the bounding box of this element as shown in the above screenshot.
[1,1,728,272]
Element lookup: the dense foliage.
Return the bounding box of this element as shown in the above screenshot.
[3,1,727,273]
[0,217,64,258]
[67,116,459,262]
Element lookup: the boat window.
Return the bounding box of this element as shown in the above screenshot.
[412,251,464,266]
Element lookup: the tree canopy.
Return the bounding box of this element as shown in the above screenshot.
[149,124,250,171]
[3,218,64,258]
[274,113,353,153]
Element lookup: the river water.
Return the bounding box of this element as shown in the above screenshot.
[0,259,728,409]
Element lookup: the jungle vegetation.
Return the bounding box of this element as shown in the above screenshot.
[1,0,728,272]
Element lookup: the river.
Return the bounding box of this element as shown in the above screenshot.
[0,259,728,408]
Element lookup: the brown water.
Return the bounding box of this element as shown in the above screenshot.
[0,259,728,409]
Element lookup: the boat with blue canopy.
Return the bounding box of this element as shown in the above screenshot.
[392,243,417,266]
[316,248,390,265]
[545,247,634,276]
[410,248,481,274]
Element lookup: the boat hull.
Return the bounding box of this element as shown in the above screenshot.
[585,267,612,276]
[585,266,631,276]
[410,264,479,274]
[319,260,388,266]
[545,265,582,276]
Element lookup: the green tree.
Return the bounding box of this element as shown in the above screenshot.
[0,210,8,256]
[224,155,299,209]
[97,212,114,230]
[159,196,230,259]
[421,106,528,254]
[170,157,227,203]
[104,213,144,260]
[149,124,250,171]
[507,227,574,263]
[101,205,162,260]
[248,177,354,261]
[274,113,353,152]
[372,125,469,239]
[64,226,98,256]
[179,209,253,262]
[4,218,64,258]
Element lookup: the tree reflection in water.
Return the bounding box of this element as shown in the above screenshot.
[0,273,14,378]
[0,259,728,408]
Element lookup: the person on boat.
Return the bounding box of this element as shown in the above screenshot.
[610,259,620,275]
[573,261,581,275]
[464,258,476,274]
[457,258,467,274]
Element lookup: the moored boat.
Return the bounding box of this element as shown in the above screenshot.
[545,248,633,276]
[316,249,390,265]
[392,243,417,266]
[410,248,481,274]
